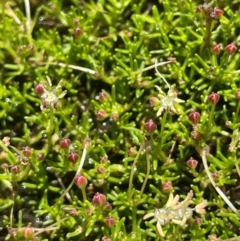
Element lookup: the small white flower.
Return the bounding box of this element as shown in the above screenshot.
[39,77,67,110]
[155,85,185,116]
[152,60,185,116]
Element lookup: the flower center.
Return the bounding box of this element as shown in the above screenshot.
[161,96,173,108]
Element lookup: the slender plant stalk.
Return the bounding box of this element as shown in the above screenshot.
[48,63,97,75]
[54,172,72,202]
[140,151,150,197]
[24,0,32,42]
[208,104,215,130]
[160,111,168,148]
[59,148,87,201]
[128,143,145,201]
[132,206,137,232]
[201,148,238,214]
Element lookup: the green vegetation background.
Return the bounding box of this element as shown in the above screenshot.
[0,0,240,240]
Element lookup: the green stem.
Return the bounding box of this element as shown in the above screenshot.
[81,188,87,202]
[140,152,150,197]
[132,206,137,232]
[128,143,144,201]
[208,105,215,130]
[59,148,87,201]
[1,2,6,43]
[47,107,54,154]
[160,111,168,149]
[235,100,240,123]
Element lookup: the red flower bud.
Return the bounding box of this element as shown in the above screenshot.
[105,216,116,228]
[225,43,237,55]
[208,92,220,105]
[22,146,32,157]
[191,131,202,140]
[98,91,109,102]
[103,202,112,211]
[149,97,160,107]
[74,27,83,37]
[144,119,157,133]
[213,8,224,18]
[11,165,20,173]
[212,44,221,54]
[92,192,106,207]
[97,166,105,174]
[162,181,173,193]
[102,237,111,241]
[74,174,88,189]
[27,44,34,52]
[236,90,240,100]
[128,147,137,157]
[212,171,219,180]
[68,152,79,163]
[35,83,45,96]
[186,157,198,169]
[21,226,34,239]
[96,109,107,121]
[194,217,202,226]
[100,155,108,163]
[188,112,201,124]
[60,138,71,149]
[111,112,119,121]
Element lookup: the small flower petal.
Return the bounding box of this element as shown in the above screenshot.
[156,222,165,237]
[143,212,155,220]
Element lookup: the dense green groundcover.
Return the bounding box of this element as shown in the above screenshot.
[1,0,240,240]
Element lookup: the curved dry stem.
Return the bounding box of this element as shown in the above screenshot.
[201,148,238,214]
[59,148,87,201]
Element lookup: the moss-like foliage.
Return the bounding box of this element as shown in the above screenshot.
[1,0,240,240]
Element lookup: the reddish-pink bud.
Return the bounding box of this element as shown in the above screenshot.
[103,202,112,211]
[196,5,203,12]
[105,216,116,228]
[194,217,202,225]
[144,119,157,133]
[21,226,34,239]
[11,165,20,173]
[212,44,221,54]
[212,171,219,180]
[188,112,201,124]
[213,8,224,18]
[128,147,137,157]
[236,90,240,100]
[22,146,32,157]
[102,237,111,241]
[74,27,83,37]
[98,91,109,102]
[149,97,160,107]
[68,152,79,163]
[162,181,173,193]
[35,83,45,96]
[37,153,45,161]
[191,131,202,140]
[27,44,34,52]
[92,192,107,207]
[225,43,237,55]
[208,92,220,105]
[111,112,119,121]
[96,109,107,121]
[100,155,108,163]
[74,174,88,189]
[60,138,71,149]
[186,157,198,169]
[97,166,105,174]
